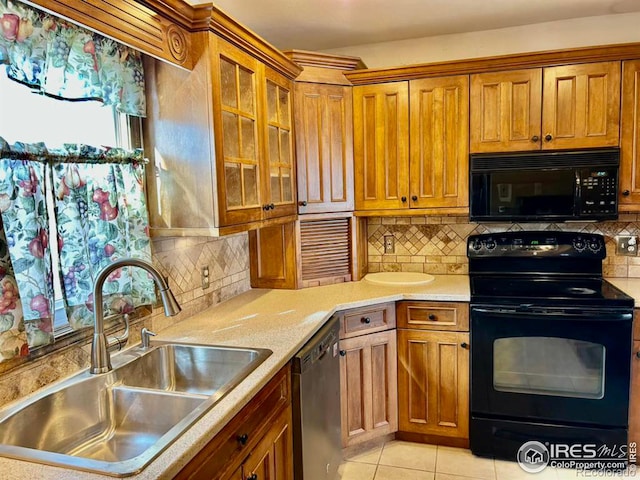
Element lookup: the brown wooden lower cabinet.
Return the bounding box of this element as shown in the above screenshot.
[340,329,398,447]
[175,365,292,480]
[397,329,469,445]
[241,407,293,480]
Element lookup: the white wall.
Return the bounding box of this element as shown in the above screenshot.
[322,12,640,68]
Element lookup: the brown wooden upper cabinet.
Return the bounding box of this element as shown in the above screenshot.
[144,28,301,236]
[294,82,354,213]
[263,68,297,219]
[214,38,297,225]
[620,60,640,210]
[470,62,621,153]
[354,76,469,212]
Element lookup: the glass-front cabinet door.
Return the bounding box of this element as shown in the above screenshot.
[262,68,296,218]
[213,37,263,226]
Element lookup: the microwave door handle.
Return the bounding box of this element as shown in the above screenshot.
[574,169,582,215]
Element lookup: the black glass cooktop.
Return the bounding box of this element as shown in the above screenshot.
[470,276,634,308]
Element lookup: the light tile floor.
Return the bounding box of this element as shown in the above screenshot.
[339,441,639,480]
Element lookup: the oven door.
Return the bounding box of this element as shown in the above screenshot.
[471,306,632,427]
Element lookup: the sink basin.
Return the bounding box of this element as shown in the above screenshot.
[0,342,272,476]
[117,343,267,396]
[364,272,435,286]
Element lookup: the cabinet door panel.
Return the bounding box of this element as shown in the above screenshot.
[242,407,293,480]
[213,37,264,226]
[249,222,297,289]
[295,83,353,213]
[410,75,469,208]
[340,330,398,447]
[354,83,409,210]
[470,69,542,153]
[542,62,620,149]
[620,60,640,210]
[398,330,469,439]
[263,68,297,219]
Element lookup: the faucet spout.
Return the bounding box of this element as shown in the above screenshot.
[90,258,181,374]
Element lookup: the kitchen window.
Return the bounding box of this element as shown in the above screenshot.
[0,67,142,337]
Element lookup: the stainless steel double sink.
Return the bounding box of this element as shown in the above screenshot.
[0,342,272,476]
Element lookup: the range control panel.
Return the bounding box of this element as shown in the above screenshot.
[467,231,606,259]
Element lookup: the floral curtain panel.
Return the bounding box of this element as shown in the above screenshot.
[50,145,154,329]
[0,220,28,360]
[0,138,154,360]
[0,0,146,116]
[0,140,55,353]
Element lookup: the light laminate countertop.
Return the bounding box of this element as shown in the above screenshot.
[607,278,640,307]
[0,275,469,479]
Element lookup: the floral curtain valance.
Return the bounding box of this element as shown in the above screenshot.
[0,0,146,117]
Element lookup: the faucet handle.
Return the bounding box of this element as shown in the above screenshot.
[141,327,157,349]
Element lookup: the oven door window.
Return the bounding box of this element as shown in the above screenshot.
[494,337,605,399]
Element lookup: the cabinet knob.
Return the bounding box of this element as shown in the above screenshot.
[460,342,469,349]
[299,201,307,207]
[269,203,275,210]
[339,350,347,357]
[544,134,553,142]
[428,314,436,320]
[401,196,407,203]
[247,475,258,480]
[623,190,631,197]
[411,195,418,202]
[237,433,249,445]
[263,204,269,211]
[636,351,640,359]
[361,316,371,324]
[531,135,540,142]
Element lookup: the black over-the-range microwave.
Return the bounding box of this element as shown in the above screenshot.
[469,148,620,222]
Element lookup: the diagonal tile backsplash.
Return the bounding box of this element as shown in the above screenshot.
[367,214,640,278]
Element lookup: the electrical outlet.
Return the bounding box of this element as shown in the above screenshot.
[384,235,395,254]
[201,266,210,289]
[616,235,638,256]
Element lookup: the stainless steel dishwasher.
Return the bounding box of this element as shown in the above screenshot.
[292,315,341,480]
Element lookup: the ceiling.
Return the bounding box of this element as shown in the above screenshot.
[191,0,640,51]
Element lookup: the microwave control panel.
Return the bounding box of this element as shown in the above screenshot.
[578,167,618,215]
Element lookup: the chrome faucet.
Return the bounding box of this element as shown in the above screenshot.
[90,258,181,374]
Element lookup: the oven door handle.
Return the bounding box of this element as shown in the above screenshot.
[472,307,632,321]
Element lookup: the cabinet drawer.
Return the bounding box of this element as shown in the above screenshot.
[339,302,396,339]
[176,364,291,480]
[397,301,469,332]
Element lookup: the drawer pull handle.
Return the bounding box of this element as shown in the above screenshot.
[428,314,436,320]
[247,474,258,480]
[461,342,469,349]
[237,433,249,446]
[340,350,347,357]
[361,316,371,324]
